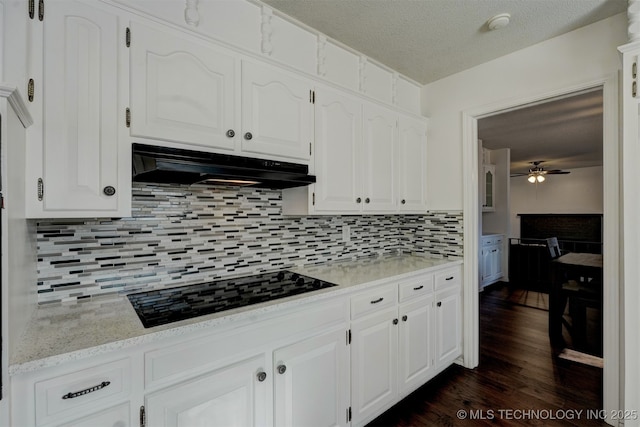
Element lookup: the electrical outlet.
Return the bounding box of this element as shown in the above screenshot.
[342,225,351,243]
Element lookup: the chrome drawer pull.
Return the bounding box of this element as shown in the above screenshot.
[370,297,384,304]
[413,285,424,291]
[62,381,110,399]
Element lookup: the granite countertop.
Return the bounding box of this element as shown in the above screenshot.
[10,254,461,375]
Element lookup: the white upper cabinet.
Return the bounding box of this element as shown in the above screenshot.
[28,0,129,218]
[241,61,313,161]
[283,90,428,215]
[362,103,397,212]
[130,25,313,162]
[313,87,362,212]
[398,116,428,212]
[130,21,238,151]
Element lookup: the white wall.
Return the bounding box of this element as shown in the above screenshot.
[422,13,626,210]
[510,165,603,238]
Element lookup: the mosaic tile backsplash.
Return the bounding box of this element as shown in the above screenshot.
[36,183,463,303]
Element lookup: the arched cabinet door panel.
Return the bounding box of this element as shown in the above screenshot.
[130,21,237,151]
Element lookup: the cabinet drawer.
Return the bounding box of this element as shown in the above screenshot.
[435,265,462,290]
[35,358,131,426]
[398,275,433,303]
[351,283,397,319]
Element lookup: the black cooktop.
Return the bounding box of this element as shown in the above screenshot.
[127,271,338,328]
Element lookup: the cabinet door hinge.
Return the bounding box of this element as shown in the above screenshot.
[126,27,131,48]
[126,108,131,128]
[27,79,34,102]
[139,405,146,427]
[37,178,44,201]
[28,0,35,19]
[309,90,315,104]
[312,192,315,206]
[347,406,352,422]
[309,142,312,156]
[38,0,44,21]
[346,329,351,345]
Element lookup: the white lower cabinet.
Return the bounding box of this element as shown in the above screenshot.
[58,403,131,427]
[435,285,463,367]
[351,305,399,424]
[12,264,463,427]
[398,294,435,395]
[145,355,268,427]
[273,327,350,427]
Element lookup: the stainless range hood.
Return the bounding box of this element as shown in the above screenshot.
[132,143,316,189]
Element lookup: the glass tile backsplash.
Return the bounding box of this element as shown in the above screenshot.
[36,183,463,303]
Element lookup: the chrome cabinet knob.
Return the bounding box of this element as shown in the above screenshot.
[402,315,408,322]
[244,132,253,140]
[401,199,406,205]
[103,186,116,196]
[392,318,399,325]
[257,371,267,382]
[437,301,442,307]
[226,129,235,138]
[277,365,287,375]
[356,197,362,203]
[365,198,370,204]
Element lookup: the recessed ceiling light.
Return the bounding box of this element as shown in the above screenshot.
[487,13,511,31]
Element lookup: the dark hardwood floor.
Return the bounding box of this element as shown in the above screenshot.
[366,285,606,426]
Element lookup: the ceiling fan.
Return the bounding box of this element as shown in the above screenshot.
[511,161,570,183]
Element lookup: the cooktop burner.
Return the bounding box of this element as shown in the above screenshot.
[127,270,338,328]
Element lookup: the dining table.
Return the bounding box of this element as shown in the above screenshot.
[548,252,603,349]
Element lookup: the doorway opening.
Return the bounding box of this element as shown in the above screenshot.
[461,76,619,417]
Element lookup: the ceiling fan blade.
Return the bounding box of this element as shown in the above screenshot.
[546,170,570,174]
[510,173,529,177]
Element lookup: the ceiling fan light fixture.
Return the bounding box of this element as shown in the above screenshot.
[537,174,545,183]
[528,175,536,183]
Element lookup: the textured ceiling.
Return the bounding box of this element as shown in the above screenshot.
[261,0,626,85]
[478,89,603,175]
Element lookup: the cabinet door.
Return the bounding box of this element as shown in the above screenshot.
[351,307,398,425]
[130,21,237,151]
[481,247,492,285]
[274,328,350,427]
[361,103,397,212]
[241,61,312,160]
[313,87,362,212]
[483,164,495,211]
[397,116,427,212]
[494,242,504,279]
[42,0,121,213]
[435,287,462,367]
[145,355,268,427]
[398,295,434,396]
[58,403,130,427]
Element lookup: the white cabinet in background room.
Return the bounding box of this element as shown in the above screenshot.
[482,164,496,212]
[27,0,130,218]
[480,234,504,289]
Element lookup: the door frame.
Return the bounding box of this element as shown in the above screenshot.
[461,74,620,418]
